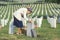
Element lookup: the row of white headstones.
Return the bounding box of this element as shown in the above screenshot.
[0,5,12,27]
[0,3,60,28]
[0,5,22,27]
[0,4,39,27]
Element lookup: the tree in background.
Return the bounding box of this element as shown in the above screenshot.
[45,0,60,3]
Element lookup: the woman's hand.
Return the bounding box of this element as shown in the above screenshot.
[28,19,32,23]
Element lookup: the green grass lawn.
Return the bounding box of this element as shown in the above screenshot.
[0,19,60,40]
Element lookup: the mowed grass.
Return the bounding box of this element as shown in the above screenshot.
[0,19,60,40]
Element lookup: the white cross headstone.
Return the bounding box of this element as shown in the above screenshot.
[47,16,56,28]
[1,19,8,27]
[1,19,5,27]
[36,16,43,28]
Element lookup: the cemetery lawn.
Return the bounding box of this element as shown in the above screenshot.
[0,19,60,40]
